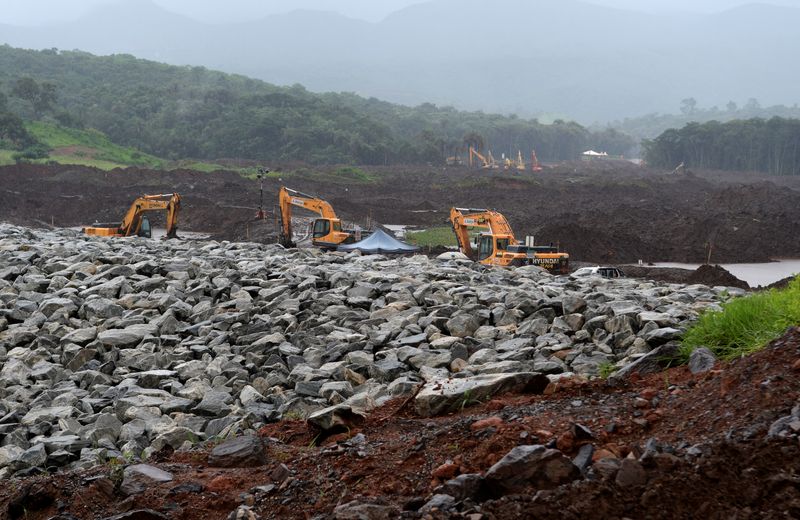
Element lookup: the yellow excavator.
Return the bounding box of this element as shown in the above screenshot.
[278,186,358,249]
[469,147,499,170]
[83,193,181,238]
[516,151,526,172]
[502,151,527,172]
[449,207,569,272]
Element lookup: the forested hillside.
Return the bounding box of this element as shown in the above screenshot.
[612,99,800,141]
[643,117,800,175]
[0,46,634,165]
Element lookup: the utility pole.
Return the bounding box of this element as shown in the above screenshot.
[255,167,269,220]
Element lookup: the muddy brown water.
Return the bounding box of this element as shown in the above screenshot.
[649,260,800,287]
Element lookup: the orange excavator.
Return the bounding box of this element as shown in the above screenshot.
[449,207,569,272]
[278,186,358,249]
[83,193,181,239]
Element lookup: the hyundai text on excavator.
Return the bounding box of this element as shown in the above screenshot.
[82,193,181,239]
[278,186,359,250]
[449,207,569,273]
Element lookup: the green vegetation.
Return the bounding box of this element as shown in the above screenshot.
[0,45,635,166]
[613,97,800,141]
[682,277,800,360]
[406,227,458,248]
[331,166,376,183]
[0,120,165,169]
[598,361,617,379]
[27,121,164,168]
[643,117,800,175]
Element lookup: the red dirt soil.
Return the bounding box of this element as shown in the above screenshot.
[3,328,799,519]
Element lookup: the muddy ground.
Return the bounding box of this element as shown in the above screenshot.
[1,161,800,264]
[2,328,798,520]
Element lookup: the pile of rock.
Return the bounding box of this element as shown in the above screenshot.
[0,224,738,476]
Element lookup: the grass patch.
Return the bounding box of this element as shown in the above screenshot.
[332,166,376,183]
[406,226,458,248]
[681,276,800,360]
[169,161,234,173]
[0,121,166,170]
[0,150,15,166]
[598,361,617,379]
[26,121,164,168]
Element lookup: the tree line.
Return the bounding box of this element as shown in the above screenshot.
[643,117,800,175]
[0,45,635,165]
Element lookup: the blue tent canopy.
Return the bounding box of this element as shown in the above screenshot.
[337,228,420,254]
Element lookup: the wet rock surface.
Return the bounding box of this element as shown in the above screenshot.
[0,224,735,477]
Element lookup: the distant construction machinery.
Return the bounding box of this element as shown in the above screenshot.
[464,146,543,172]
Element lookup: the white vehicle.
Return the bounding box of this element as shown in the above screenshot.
[571,266,626,279]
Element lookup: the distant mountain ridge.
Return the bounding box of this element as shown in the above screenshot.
[1,0,798,122]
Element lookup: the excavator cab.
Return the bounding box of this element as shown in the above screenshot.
[478,234,516,263]
[312,218,342,239]
[312,218,352,249]
[478,235,494,261]
[137,216,152,238]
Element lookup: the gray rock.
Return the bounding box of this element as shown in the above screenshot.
[333,501,400,520]
[208,435,267,468]
[446,314,480,338]
[120,464,174,496]
[561,295,587,315]
[439,473,484,500]
[572,444,595,473]
[43,435,91,454]
[484,445,580,492]
[20,406,74,426]
[193,390,233,416]
[415,372,548,417]
[97,326,147,347]
[0,358,32,385]
[607,342,682,385]
[688,347,717,374]
[644,327,682,346]
[0,446,25,469]
[307,405,366,432]
[16,443,47,470]
[419,494,456,514]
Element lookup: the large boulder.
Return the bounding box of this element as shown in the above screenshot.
[484,445,580,492]
[415,372,548,417]
[208,435,267,468]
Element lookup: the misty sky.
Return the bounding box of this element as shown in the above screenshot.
[2,0,799,25]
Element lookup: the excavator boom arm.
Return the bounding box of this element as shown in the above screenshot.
[450,207,516,239]
[449,207,479,258]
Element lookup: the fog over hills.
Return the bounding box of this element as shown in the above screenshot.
[1,0,798,122]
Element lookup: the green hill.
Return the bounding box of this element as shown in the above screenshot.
[8,121,164,169]
[0,45,635,165]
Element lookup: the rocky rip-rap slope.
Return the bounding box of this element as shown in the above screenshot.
[2,224,792,519]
